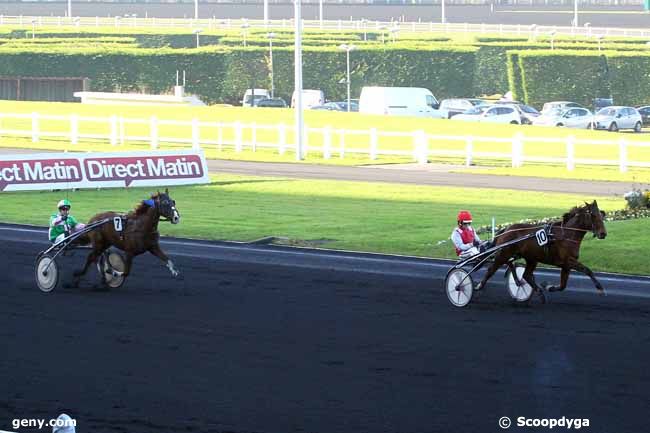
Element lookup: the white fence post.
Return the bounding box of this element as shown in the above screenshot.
[511,133,524,168]
[465,136,473,167]
[339,129,345,159]
[619,138,628,172]
[413,130,427,164]
[110,115,118,146]
[150,116,158,149]
[31,112,39,143]
[216,122,223,151]
[119,116,125,145]
[251,122,257,152]
[323,126,331,159]
[566,135,575,171]
[370,127,378,160]
[192,119,200,150]
[70,114,78,145]
[235,121,243,152]
[278,123,286,155]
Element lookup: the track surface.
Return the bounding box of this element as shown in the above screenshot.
[0,3,648,28]
[2,225,650,433]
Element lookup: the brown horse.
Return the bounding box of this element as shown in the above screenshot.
[72,189,181,286]
[475,200,608,297]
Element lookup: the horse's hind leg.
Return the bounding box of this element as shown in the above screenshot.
[521,260,547,303]
[73,246,107,281]
[475,256,507,292]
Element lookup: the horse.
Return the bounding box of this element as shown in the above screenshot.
[72,189,182,286]
[475,200,608,298]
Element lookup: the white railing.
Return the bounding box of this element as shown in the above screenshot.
[1,15,649,39]
[1,111,649,172]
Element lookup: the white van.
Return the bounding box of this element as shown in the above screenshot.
[291,89,325,109]
[242,88,270,107]
[358,86,444,118]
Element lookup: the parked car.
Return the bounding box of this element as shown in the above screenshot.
[533,107,593,129]
[592,106,643,132]
[358,86,444,118]
[242,88,270,107]
[495,101,540,124]
[453,104,521,124]
[256,98,287,108]
[541,101,583,114]
[291,89,325,109]
[636,105,650,126]
[439,98,485,119]
[310,101,359,112]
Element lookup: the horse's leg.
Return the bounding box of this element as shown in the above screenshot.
[520,260,547,303]
[570,260,606,295]
[545,268,570,292]
[475,256,506,291]
[73,246,106,283]
[148,244,180,278]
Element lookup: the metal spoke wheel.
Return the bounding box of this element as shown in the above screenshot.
[505,264,533,302]
[35,255,59,293]
[445,268,474,307]
[97,251,126,289]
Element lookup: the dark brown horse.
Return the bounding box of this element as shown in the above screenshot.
[475,200,608,297]
[73,189,181,285]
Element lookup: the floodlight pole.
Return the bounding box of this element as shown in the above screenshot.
[441,0,446,24]
[294,0,304,160]
[67,0,71,18]
[573,0,579,28]
[194,0,199,20]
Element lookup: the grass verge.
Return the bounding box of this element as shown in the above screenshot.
[1,173,647,275]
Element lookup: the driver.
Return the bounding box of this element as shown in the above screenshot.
[451,210,485,259]
[49,199,86,243]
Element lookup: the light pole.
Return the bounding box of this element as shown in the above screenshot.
[267,32,275,98]
[194,0,198,20]
[31,19,36,39]
[294,0,304,160]
[441,0,446,25]
[549,30,556,50]
[573,0,578,28]
[67,0,71,19]
[264,0,269,24]
[193,28,203,48]
[241,21,250,47]
[338,44,356,112]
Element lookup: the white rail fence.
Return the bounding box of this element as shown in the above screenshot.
[1,15,650,39]
[1,112,649,172]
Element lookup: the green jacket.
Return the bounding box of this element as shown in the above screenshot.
[49,213,79,241]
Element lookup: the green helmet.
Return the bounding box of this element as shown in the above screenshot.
[57,199,71,209]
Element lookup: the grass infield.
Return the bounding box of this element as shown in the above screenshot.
[1,174,647,275]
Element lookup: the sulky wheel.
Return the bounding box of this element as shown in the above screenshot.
[35,254,59,293]
[445,268,474,307]
[98,251,126,289]
[505,264,533,302]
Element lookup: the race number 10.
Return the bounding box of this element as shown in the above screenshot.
[535,229,548,246]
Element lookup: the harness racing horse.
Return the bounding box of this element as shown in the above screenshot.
[475,200,607,299]
[72,189,181,286]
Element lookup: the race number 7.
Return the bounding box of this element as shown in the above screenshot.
[113,217,123,232]
[535,229,548,246]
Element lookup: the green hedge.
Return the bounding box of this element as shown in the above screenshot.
[0,44,476,105]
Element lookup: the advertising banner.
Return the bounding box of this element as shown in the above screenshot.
[0,150,210,192]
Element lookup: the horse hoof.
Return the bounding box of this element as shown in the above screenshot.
[537,290,547,304]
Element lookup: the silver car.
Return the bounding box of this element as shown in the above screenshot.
[593,106,643,132]
[533,107,593,129]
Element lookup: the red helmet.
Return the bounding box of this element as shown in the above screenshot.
[457,210,473,224]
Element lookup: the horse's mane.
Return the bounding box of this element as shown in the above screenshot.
[128,193,160,217]
[562,204,587,224]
